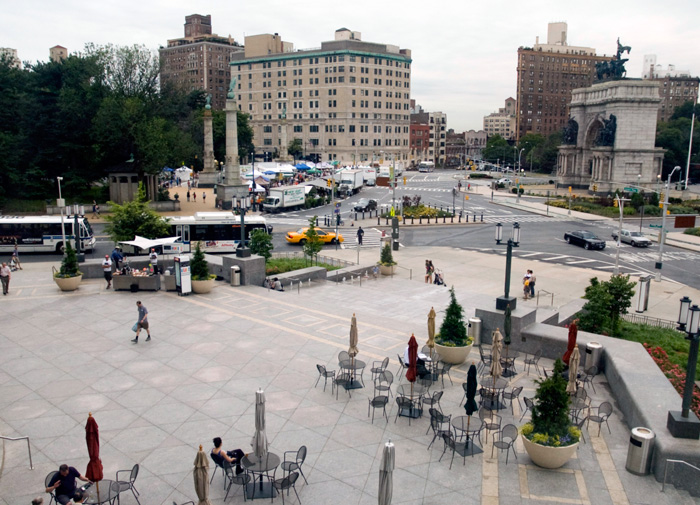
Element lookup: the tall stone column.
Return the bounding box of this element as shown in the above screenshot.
[198,96,219,188]
[216,80,248,210]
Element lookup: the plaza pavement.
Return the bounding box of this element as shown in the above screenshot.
[1,243,700,504]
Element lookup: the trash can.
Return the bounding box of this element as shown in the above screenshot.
[230,266,241,286]
[468,317,482,346]
[585,341,603,373]
[625,427,655,475]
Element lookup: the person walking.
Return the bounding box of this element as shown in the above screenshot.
[357,226,364,246]
[0,262,10,295]
[13,244,22,269]
[425,260,434,283]
[131,301,151,343]
[111,247,123,271]
[202,192,206,204]
[149,248,158,274]
[528,269,536,298]
[102,255,113,289]
[523,270,532,300]
[193,191,197,202]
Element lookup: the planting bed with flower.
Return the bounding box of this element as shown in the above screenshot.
[644,343,700,418]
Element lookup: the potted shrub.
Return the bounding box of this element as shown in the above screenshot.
[521,358,581,469]
[434,287,474,364]
[190,241,216,293]
[53,242,83,291]
[378,243,397,276]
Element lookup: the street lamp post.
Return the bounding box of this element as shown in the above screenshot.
[56,177,67,257]
[666,297,700,439]
[655,166,681,281]
[234,196,251,258]
[495,222,521,311]
[250,145,256,212]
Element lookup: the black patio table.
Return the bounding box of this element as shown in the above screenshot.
[451,416,485,456]
[480,377,508,410]
[242,453,280,499]
[500,350,520,378]
[397,384,426,418]
[340,359,366,389]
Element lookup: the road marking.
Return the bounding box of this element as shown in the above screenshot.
[565,259,597,265]
[542,255,571,261]
[518,252,543,258]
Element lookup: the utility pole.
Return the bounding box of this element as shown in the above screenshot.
[614,195,630,276]
[656,166,681,281]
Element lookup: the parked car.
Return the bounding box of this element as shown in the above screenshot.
[285,228,344,245]
[564,230,606,250]
[611,229,653,247]
[497,178,513,185]
[354,198,377,212]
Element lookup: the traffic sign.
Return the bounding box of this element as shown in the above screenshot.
[335,202,341,208]
[623,187,639,193]
[649,224,663,228]
[334,208,340,214]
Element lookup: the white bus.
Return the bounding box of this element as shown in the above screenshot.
[418,161,435,173]
[167,212,272,253]
[0,215,96,253]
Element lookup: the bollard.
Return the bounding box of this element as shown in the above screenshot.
[473,214,476,222]
[458,214,461,223]
[443,215,446,223]
[297,281,300,294]
[419,216,422,224]
[480,213,483,222]
[403,215,406,224]
[316,217,319,227]
[377,216,380,225]
[412,217,415,224]
[451,216,454,223]
[308,278,311,288]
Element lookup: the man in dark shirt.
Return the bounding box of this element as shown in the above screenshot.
[46,464,89,505]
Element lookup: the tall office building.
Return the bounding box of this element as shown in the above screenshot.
[230,28,412,164]
[642,56,699,123]
[515,22,610,140]
[483,97,516,140]
[159,15,244,110]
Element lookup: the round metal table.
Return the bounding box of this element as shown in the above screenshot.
[242,453,281,500]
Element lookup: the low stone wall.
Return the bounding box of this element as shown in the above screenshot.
[327,264,377,282]
[273,267,327,286]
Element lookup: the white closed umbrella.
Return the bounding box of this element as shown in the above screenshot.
[567,347,580,394]
[490,329,503,379]
[378,440,395,505]
[252,389,268,459]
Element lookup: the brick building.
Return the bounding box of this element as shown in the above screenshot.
[641,58,699,123]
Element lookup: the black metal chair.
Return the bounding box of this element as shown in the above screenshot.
[478,408,502,440]
[587,402,613,436]
[491,424,519,464]
[422,390,443,413]
[115,464,141,505]
[458,382,469,407]
[502,386,524,415]
[370,357,390,381]
[435,362,453,387]
[223,461,251,501]
[478,345,492,375]
[581,365,598,393]
[338,350,350,363]
[426,408,451,449]
[374,370,394,398]
[315,364,335,392]
[524,349,543,376]
[395,396,418,425]
[439,432,468,469]
[45,471,58,505]
[478,387,498,408]
[271,470,301,505]
[367,395,390,423]
[281,445,308,485]
[396,354,408,379]
[334,372,353,400]
[520,397,535,422]
[573,415,588,444]
[209,451,226,486]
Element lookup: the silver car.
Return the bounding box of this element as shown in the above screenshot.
[611,229,653,247]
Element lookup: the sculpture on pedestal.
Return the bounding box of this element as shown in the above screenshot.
[562,118,579,145]
[595,38,631,81]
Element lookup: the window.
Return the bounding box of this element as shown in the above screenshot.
[263,138,272,146]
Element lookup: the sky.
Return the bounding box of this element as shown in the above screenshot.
[3,0,699,131]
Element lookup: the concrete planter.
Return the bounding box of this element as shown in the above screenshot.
[191,278,215,294]
[379,264,396,276]
[521,435,579,469]
[434,343,473,365]
[54,274,82,292]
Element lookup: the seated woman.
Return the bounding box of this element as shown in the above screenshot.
[211,437,245,475]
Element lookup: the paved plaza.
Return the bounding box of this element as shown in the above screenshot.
[1,247,699,505]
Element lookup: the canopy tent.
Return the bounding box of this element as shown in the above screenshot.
[295,163,311,170]
[307,168,322,175]
[254,176,270,186]
[248,181,266,193]
[119,236,180,251]
[318,162,333,169]
[162,167,175,172]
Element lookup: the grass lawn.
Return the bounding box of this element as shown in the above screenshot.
[265,257,341,276]
[619,321,699,380]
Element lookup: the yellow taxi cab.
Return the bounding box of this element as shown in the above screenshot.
[285,228,344,245]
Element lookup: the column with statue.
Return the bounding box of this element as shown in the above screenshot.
[216,78,249,210]
[198,95,219,188]
[277,102,293,163]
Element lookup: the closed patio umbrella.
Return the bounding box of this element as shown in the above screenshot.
[563,318,579,366]
[348,313,359,385]
[567,346,581,394]
[490,329,503,380]
[194,445,212,505]
[85,413,103,503]
[465,364,479,417]
[378,440,395,505]
[426,307,436,359]
[405,334,418,405]
[252,389,268,459]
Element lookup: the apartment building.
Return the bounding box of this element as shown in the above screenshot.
[0,48,21,68]
[229,28,412,164]
[642,57,699,123]
[483,97,516,140]
[50,45,67,63]
[159,15,244,110]
[516,22,610,140]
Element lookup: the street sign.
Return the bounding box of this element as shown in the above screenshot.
[335,202,341,208]
[623,187,639,193]
[649,224,663,228]
[334,208,340,214]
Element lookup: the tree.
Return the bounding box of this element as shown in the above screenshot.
[481,135,511,163]
[301,216,323,264]
[288,138,303,159]
[579,275,636,336]
[83,43,160,100]
[250,228,273,261]
[190,241,212,280]
[56,242,80,278]
[437,287,469,346]
[104,182,170,242]
[530,359,573,440]
[656,110,699,178]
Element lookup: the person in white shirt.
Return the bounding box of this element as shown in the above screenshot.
[149,248,158,274]
[0,262,11,295]
[101,255,112,289]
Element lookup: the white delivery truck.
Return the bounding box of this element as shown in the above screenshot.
[337,169,364,195]
[360,166,377,186]
[262,186,306,213]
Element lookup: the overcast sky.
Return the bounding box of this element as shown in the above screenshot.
[4,0,698,131]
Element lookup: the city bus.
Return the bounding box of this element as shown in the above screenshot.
[418,161,435,173]
[0,215,96,253]
[166,212,273,253]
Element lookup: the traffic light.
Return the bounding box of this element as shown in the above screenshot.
[327,179,332,188]
[403,177,406,185]
[613,199,618,207]
[568,186,572,193]
[593,184,598,192]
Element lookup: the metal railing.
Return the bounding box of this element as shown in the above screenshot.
[0,435,33,469]
[270,251,354,268]
[622,313,679,330]
[536,289,554,307]
[662,459,700,492]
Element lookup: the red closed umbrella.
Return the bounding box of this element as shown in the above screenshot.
[405,334,418,384]
[85,413,103,501]
[563,319,579,366]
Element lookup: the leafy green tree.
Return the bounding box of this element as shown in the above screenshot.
[288,138,303,159]
[579,275,636,336]
[656,100,699,178]
[104,182,170,241]
[379,242,396,266]
[56,242,80,278]
[190,241,212,280]
[481,135,511,163]
[302,216,323,264]
[250,228,273,260]
[530,359,571,439]
[437,287,468,346]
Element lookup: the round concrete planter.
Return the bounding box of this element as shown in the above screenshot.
[379,264,396,276]
[191,278,215,294]
[434,343,473,365]
[521,435,579,469]
[54,274,83,292]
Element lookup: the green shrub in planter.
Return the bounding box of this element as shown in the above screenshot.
[55,242,81,278]
[379,243,396,266]
[435,287,473,347]
[190,241,215,281]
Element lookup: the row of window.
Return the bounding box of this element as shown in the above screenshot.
[237,56,410,71]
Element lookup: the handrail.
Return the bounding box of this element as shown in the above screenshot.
[0,435,33,469]
[662,459,700,492]
[392,264,412,280]
[536,289,554,307]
